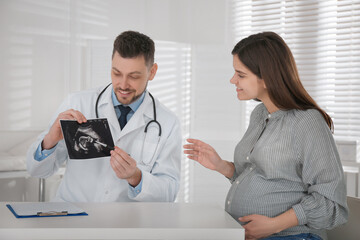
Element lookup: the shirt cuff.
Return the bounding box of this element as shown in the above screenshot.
[128,171,143,198]
[34,142,56,161]
[228,169,237,184]
[292,203,307,225]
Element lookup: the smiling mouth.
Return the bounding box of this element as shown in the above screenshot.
[119,90,131,95]
[117,89,135,96]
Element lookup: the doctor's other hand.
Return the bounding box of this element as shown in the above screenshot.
[110,147,142,187]
[43,109,87,150]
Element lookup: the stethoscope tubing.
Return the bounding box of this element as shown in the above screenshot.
[95,83,162,137]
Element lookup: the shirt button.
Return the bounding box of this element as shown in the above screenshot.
[249,167,253,171]
[246,156,249,160]
[268,114,271,118]
[236,181,239,184]
[227,201,231,205]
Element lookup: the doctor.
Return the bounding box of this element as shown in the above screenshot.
[26,31,181,202]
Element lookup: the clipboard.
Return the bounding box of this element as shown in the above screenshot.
[6,202,88,218]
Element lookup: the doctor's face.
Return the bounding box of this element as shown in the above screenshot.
[111,51,158,105]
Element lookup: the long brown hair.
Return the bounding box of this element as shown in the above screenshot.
[232,32,333,131]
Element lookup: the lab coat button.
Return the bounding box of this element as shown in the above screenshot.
[227,201,231,205]
[236,181,239,184]
[246,156,249,160]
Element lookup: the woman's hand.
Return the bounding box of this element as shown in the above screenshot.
[183,138,234,178]
[240,214,277,240]
[183,138,223,170]
[240,209,299,240]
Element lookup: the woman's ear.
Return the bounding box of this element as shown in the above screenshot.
[263,81,267,89]
[259,77,267,89]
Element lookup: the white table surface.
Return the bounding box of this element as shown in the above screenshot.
[0,202,244,240]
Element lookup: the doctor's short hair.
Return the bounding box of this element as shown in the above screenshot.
[112,30,155,68]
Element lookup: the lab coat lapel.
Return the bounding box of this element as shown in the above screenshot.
[96,86,122,142]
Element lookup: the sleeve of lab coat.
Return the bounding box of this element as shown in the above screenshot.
[129,118,182,202]
[26,95,72,178]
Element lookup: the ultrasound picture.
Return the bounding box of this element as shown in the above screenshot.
[60,119,115,159]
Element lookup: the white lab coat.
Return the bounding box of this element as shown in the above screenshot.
[26,85,182,202]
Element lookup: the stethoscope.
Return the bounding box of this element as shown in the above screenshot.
[95,83,162,165]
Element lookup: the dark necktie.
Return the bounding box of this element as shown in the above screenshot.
[118,105,131,130]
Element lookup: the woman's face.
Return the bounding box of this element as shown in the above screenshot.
[230,55,267,101]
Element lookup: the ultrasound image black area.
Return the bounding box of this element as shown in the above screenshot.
[60,118,115,159]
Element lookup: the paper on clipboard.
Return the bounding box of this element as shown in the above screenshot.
[6,202,88,218]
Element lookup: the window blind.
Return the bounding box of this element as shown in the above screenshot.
[231,0,360,140]
[148,41,191,203]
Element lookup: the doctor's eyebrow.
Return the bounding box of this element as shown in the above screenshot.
[112,67,142,75]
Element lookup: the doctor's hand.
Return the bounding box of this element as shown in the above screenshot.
[110,147,142,187]
[43,109,87,150]
[183,138,235,178]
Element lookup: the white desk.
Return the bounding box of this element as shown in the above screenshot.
[0,168,65,202]
[0,202,244,240]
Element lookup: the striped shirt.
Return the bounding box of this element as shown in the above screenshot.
[225,103,348,240]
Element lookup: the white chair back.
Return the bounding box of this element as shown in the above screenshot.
[327,196,360,240]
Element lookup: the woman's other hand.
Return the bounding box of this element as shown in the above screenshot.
[184,138,235,178]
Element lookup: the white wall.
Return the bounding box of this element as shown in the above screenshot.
[190,43,243,205]
[0,0,244,206]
